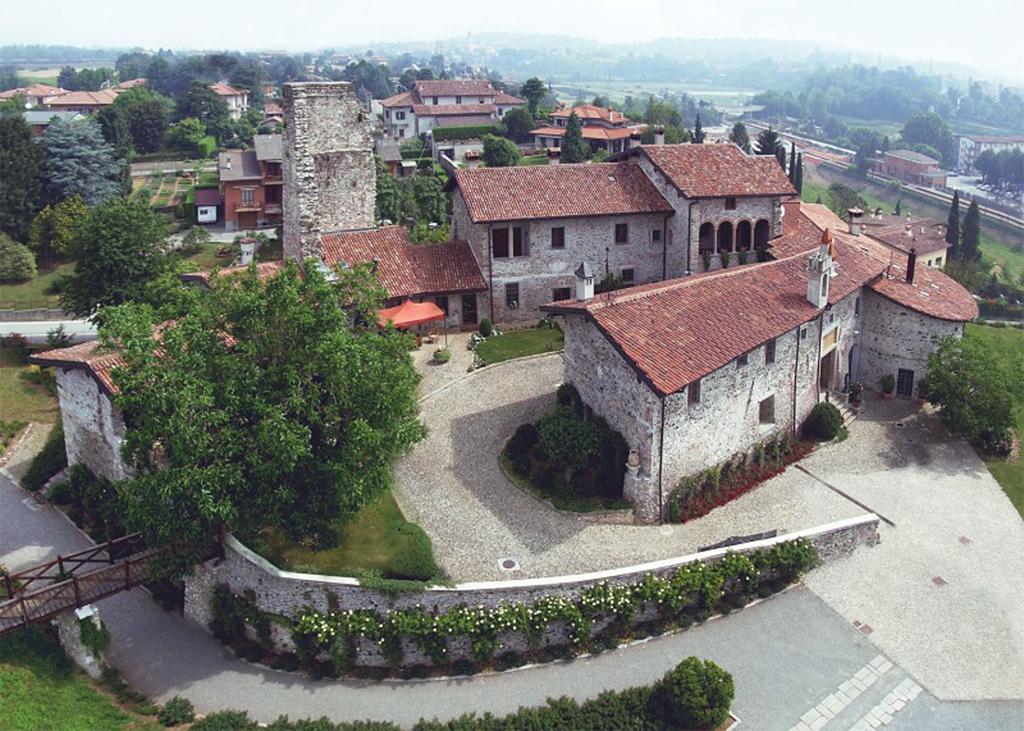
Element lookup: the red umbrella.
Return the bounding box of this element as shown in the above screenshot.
[377,300,445,328]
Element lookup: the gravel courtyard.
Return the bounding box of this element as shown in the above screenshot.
[395,352,864,581]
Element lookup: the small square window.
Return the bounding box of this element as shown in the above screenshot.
[621,267,635,285]
[505,283,520,309]
[615,223,628,244]
[736,353,748,367]
[765,339,776,364]
[759,395,775,424]
[800,326,808,340]
[688,379,701,405]
[855,296,861,315]
[456,95,462,104]
[652,229,662,243]
[725,197,737,210]
[434,296,449,316]
[551,226,565,248]
[552,287,571,301]
[512,226,528,256]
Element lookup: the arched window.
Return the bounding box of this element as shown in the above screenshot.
[716,221,733,253]
[736,220,752,251]
[754,219,770,247]
[698,222,714,254]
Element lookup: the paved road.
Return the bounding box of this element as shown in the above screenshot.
[0,319,96,344]
[2,472,1021,728]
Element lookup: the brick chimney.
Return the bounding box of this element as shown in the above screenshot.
[283,82,375,264]
[906,248,917,284]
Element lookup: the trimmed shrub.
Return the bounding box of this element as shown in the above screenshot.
[158,696,195,726]
[20,418,67,492]
[432,348,450,364]
[658,657,735,730]
[478,318,493,337]
[431,124,500,142]
[506,423,538,475]
[803,402,844,442]
[537,406,600,472]
[0,234,36,283]
[190,711,260,731]
[879,373,895,395]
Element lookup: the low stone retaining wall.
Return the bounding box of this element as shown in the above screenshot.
[0,308,69,322]
[184,514,879,669]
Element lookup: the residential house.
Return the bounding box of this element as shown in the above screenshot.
[218,133,283,231]
[872,149,946,188]
[210,82,249,120]
[957,134,1024,174]
[542,205,977,521]
[531,104,647,155]
[0,83,67,107]
[116,78,147,89]
[20,109,84,135]
[846,208,949,268]
[46,89,121,114]
[380,79,524,138]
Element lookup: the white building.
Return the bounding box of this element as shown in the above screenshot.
[380,79,523,138]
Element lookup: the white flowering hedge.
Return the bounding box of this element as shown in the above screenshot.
[211,539,817,674]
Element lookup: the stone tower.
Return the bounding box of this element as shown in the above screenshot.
[282,82,376,263]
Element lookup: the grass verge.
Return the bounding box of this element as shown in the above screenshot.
[475,326,564,366]
[0,262,74,310]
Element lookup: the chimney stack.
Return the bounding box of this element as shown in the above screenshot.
[547,147,560,165]
[848,207,863,236]
[906,248,917,284]
[575,261,595,301]
[806,229,836,308]
[654,125,665,146]
[239,237,256,265]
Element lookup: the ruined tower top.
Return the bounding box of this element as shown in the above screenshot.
[282,82,376,263]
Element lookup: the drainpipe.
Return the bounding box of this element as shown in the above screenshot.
[814,312,825,402]
[685,199,697,275]
[661,213,670,280]
[657,395,666,523]
[487,224,494,323]
[791,326,801,436]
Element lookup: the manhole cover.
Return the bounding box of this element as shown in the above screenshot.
[499,558,519,571]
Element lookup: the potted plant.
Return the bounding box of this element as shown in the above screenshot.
[848,381,863,408]
[433,348,451,365]
[720,250,731,268]
[916,376,929,405]
[701,252,712,272]
[879,374,895,400]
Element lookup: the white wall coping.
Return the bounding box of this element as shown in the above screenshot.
[226,512,878,593]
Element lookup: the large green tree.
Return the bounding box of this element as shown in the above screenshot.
[175,82,231,142]
[165,117,208,158]
[42,117,123,206]
[945,190,961,259]
[0,114,46,242]
[29,195,88,268]
[560,112,589,164]
[519,77,547,116]
[100,261,425,572]
[900,112,954,167]
[961,200,981,261]
[481,133,520,167]
[729,121,751,153]
[59,197,170,316]
[754,126,786,169]
[501,107,536,143]
[926,333,1023,456]
[411,174,447,224]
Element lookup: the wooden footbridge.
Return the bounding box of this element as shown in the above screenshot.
[0,533,159,636]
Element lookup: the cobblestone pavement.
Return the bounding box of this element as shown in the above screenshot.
[802,396,1024,702]
[409,331,476,398]
[395,353,864,582]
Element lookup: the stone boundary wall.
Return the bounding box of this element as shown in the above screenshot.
[184,514,879,666]
[0,308,69,322]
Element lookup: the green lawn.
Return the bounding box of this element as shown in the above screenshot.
[965,323,1024,518]
[0,263,74,310]
[258,491,442,581]
[475,327,564,365]
[0,627,158,731]
[176,242,227,271]
[0,366,58,424]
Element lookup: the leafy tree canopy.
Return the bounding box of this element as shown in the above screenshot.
[501,106,536,144]
[0,114,46,242]
[42,117,123,206]
[101,261,425,573]
[481,133,520,167]
[29,195,88,268]
[754,126,786,169]
[559,112,589,164]
[729,122,751,153]
[519,77,547,116]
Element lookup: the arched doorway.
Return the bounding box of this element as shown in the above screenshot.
[736,220,752,250]
[698,222,714,253]
[754,219,770,247]
[716,221,734,253]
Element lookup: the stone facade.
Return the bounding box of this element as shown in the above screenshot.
[55,368,130,481]
[858,290,964,396]
[452,190,671,324]
[183,515,879,668]
[283,83,375,263]
[53,608,104,679]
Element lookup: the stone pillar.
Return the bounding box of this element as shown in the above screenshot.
[283,82,376,264]
[624,450,660,524]
[182,559,219,631]
[53,606,104,679]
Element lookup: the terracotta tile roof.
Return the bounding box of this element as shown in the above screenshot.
[412,79,495,98]
[381,91,414,108]
[48,89,121,107]
[412,103,496,116]
[551,104,627,124]
[319,226,485,297]
[543,204,975,395]
[767,201,828,258]
[181,260,286,288]
[209,82,246,97]
[866,218,948,256]
[636,143,797,198]
[453,162,673,223]
[0,83,66,99]
[963,134,1024,144]
[531,125,644,141]
[884,149,939,165]
[494,92,525,105]
[116,78,147,89]
[31,340,123,395]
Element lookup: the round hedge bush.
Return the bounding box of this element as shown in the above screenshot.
[803,402,844,441]
[432,348,450,364]
[0,234,37,283]
[158,695,195,726]
[658,656,734,730]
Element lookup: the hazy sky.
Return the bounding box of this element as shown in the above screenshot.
[2,0,1022,79]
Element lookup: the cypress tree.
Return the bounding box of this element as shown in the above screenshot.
[561,112,589,164]
[894,199,902,216]
[961,200,981,261]
[794,153,804,195]
[693,113,705,144]
[788,142,797,183]
[945,190,961,259]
